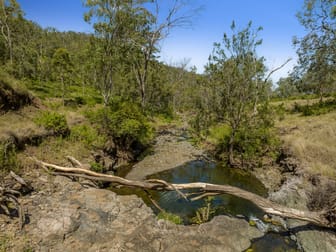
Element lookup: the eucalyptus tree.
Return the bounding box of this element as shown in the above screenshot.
[84,0,143,105]
[130,0,195,108]
[205,21,270,165]
[52,48,72,105]
[0,0,22,65]
[294,0,336,101]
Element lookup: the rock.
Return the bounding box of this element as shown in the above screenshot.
[18,180,262,251]
[296,229,336,252]
[270,176,336,252]
[126,128,204,180]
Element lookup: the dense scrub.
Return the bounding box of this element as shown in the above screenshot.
[87,99,153,162]
[292,98,336,116]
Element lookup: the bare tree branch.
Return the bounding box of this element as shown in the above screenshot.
[32,157,336,229]
[264,58,292,83]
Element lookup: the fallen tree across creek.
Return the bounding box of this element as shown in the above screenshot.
[32,157,336,229]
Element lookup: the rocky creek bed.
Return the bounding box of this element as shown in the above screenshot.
[1,126,336,251]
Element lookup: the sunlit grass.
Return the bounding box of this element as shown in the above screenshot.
[276,111,336,178]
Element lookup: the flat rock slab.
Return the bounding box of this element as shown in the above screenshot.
[127,130,204,180]
[17,177,262,251]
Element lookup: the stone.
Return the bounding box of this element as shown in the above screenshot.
[16,180,263,252]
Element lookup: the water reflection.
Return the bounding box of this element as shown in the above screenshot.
[146,160,268,223]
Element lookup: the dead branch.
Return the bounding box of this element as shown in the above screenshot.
[66,156,83,168]
[189,192,221,201]
[32,157,335,229]
[0,185,24,229]
[264,58,292,83]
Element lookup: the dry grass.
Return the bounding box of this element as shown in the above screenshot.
[276,111,336,178]
[20,136,92,167]
[0,106,45,143]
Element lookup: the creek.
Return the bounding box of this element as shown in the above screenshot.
[114,159,299,251]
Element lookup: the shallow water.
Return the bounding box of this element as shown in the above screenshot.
[147,160,267,223]
[147,160,299,251]
[112,159,299,251]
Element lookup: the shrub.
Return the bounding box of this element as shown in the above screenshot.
[89,162,105,173]
[216,106,280,166]
[91,99,153,152]
[70,125,105,148]
[274,103,286,121]
[157,211,183,225]
[34,111,69,136]
[292,99,336,116]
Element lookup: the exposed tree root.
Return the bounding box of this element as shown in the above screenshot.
[32,157,336,229]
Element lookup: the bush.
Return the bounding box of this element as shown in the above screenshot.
[70,125,105,148]
[34,111,69,136]
[292,99,336,116]
[89,162,105,173]
[273,103,286,121]
[232,104,279,165]
[207,103,279,165]
[91,99,153,152]
[308,179,336,224]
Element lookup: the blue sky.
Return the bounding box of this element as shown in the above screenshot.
[18,0,306,82]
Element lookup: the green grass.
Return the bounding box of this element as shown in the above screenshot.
[25,80,102,106]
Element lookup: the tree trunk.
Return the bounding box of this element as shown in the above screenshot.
[32,157,336,229]
[228,131,236,166]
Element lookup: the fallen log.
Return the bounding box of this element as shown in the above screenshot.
[32,157,335,229]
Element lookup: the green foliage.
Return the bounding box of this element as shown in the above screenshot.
[157,211,183,225]
[294,0,336,99]
[0,142,20,176]
[34,111,69,136]
[207,124,232,145]
[209,105,279,164]
[274,76,300,99]
[191,197,215,224]
[201,21,273,165]
[92,99,153,150]
[292,99,336,116]
[70,125,105,148]
[89,161,105,173]
[234,104,279,163]
[273,103,286,121]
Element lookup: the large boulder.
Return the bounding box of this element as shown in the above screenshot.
[20,177,262,251]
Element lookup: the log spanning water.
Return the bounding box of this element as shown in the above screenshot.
[33,157,335,229]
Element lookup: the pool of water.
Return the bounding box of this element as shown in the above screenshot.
[112,159,300,251]
[146,160,267,223]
